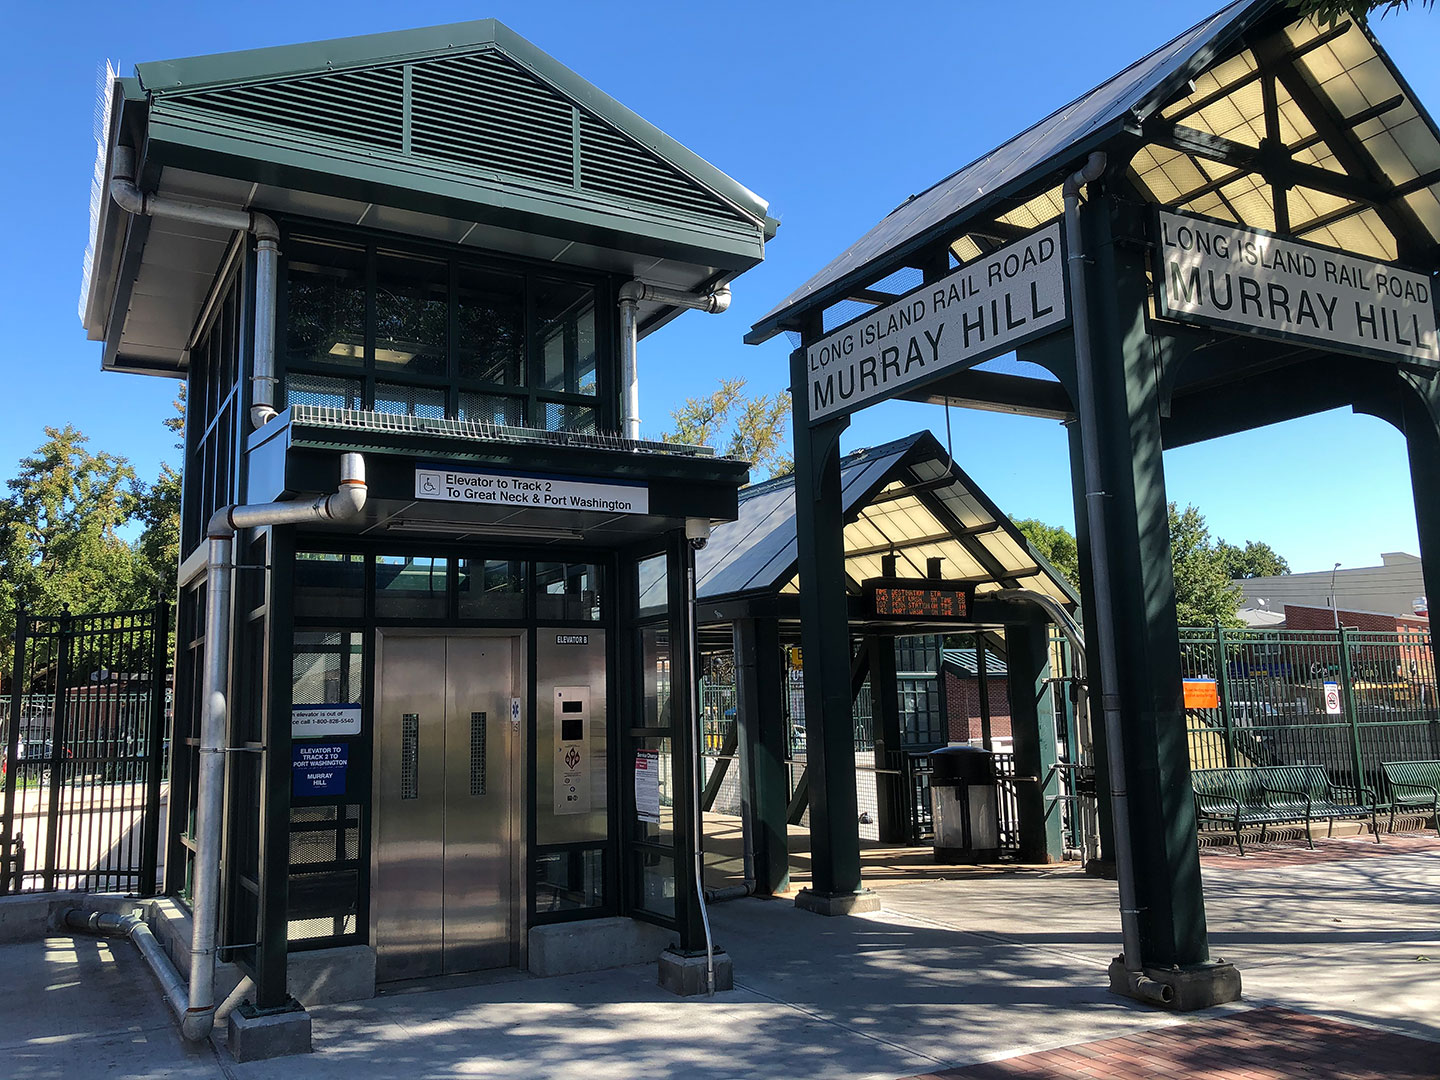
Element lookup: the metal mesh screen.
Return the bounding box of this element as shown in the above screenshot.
[401,714,419,800]
[470,712,487,796]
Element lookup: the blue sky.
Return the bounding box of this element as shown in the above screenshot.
[3,1,1436,575]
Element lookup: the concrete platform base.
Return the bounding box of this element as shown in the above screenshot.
[794,888,882,917]
[227,999,312,1062]
[657,947,733,996]
[1107,955,1243,1011]
[528,916,674,977]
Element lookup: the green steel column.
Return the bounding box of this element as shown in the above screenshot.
[1214,623,1237,768]
[867,635,906,844]
[1005,620,1064,863]
[789,344,865,906]
[255,526,294,1009]
[1082,192,1211,970]
[1402,375,1440,690]
[1336,626,1367,791]
[669,530,707,951]
[733,617,789,895]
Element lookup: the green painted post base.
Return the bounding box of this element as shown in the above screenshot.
[793,888,882,917]
[1107,956,1242,1011]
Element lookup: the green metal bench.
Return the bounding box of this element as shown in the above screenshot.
[1381,760,1440,837]
[1191,766,1379,855]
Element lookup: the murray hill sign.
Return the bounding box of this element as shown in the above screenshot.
[804,222,1069,422]
[1154,208,1438,365]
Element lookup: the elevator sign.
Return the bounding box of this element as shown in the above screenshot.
[415,465,649,514]
[804,221,1068,422]
[1154,208,1438,364]
[293,742,349,797]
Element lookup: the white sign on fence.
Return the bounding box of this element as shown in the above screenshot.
[415,466,649,514]
[1154,208,1438,364]
[1323,681,1343,716]
[804,222,1068,422]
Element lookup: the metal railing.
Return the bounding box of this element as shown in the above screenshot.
[1179,624,1440,798]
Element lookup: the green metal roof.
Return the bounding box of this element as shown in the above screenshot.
[132,20,769,259]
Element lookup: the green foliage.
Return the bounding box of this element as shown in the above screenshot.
[1012,504,1287,627]
[1285,0,1432,25]
[662,378,793,480]
[1168,503,1245,626]
[1216,538,1291,580]
[1012,518,1081,586]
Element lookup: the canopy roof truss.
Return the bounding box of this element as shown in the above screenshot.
[749,2,1440,352]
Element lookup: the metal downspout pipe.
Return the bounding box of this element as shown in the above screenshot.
[617,282,733,441]
[184,454,369,1040]
[110,145,281,429]
[1062,153,1173,1007]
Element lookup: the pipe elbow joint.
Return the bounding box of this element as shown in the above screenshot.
[249,212,280,244]
[1063,152,1108,198]
[180,1008,216,1042]
[618,280,645,305]
[706,286,732,314]
[205,507,236,541]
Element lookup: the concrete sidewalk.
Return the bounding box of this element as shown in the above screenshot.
[3,836,1436,1079]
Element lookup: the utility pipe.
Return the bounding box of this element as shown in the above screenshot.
[65,910,192,1030]
[111,145,281,430]
[684,518,717,994]
[617,282,733,441]
[180,453,368,1041]
[1062,153,1173,1007]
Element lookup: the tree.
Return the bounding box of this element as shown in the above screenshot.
[1216,539,1290,580]
[661,378,793,480]
[1285,0,1432,24]
[1013,518,1080,586]
[132,390,185,605]
[1169,503,1245,626]
[0,426,148,679]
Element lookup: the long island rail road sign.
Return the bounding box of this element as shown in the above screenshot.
[804,221,1069,422]
[1154,208,1439,365]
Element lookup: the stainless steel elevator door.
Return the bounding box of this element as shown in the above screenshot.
[375,636,517,981]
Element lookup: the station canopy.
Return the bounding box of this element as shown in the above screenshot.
[696,431,1078,611]
[747,0,1440,347]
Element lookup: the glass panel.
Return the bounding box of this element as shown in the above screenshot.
[375,556,448,619]
[642,627,672,729]
[535,280,598,395]
[538,400,598,435]
[457,266,525,385]
[535,562,601,622]
[374,382,446,419]
[291,631,364,705]
[633,850,675,920]
[636,554,667,619]
[284,372,363,411]
[285,238,366,368]
[457,391,524,426]
[457,559,527,620]
[294,553,364,619]
[374,251,447,377]
[533,848,605,914]
[633,736,673,843]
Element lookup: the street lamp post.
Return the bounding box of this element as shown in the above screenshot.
[1330,562,1342,630]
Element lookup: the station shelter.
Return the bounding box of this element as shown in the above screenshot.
[744,0,1440,1008]
[78,20,776,1025]
[690,431,1084,897]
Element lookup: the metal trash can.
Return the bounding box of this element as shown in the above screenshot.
[929,745,1000,863]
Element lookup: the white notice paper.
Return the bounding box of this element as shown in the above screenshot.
[635,750,661,825]
[292,704,362,738]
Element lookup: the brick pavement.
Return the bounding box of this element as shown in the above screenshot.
[902,1007,1440,1079]
[1198,831,1440,869]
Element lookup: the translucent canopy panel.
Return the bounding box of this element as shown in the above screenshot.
[1133,14,1440,262]
[696,431,1077,610]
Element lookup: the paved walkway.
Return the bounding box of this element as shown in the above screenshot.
[2,834,1436,1079]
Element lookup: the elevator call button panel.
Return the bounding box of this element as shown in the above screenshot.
[554,685,592,815]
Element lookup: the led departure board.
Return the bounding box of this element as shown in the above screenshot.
[868,582,971,619]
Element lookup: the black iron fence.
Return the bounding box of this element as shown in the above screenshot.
[1,605,169,894]
[1179,624,1440,797]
